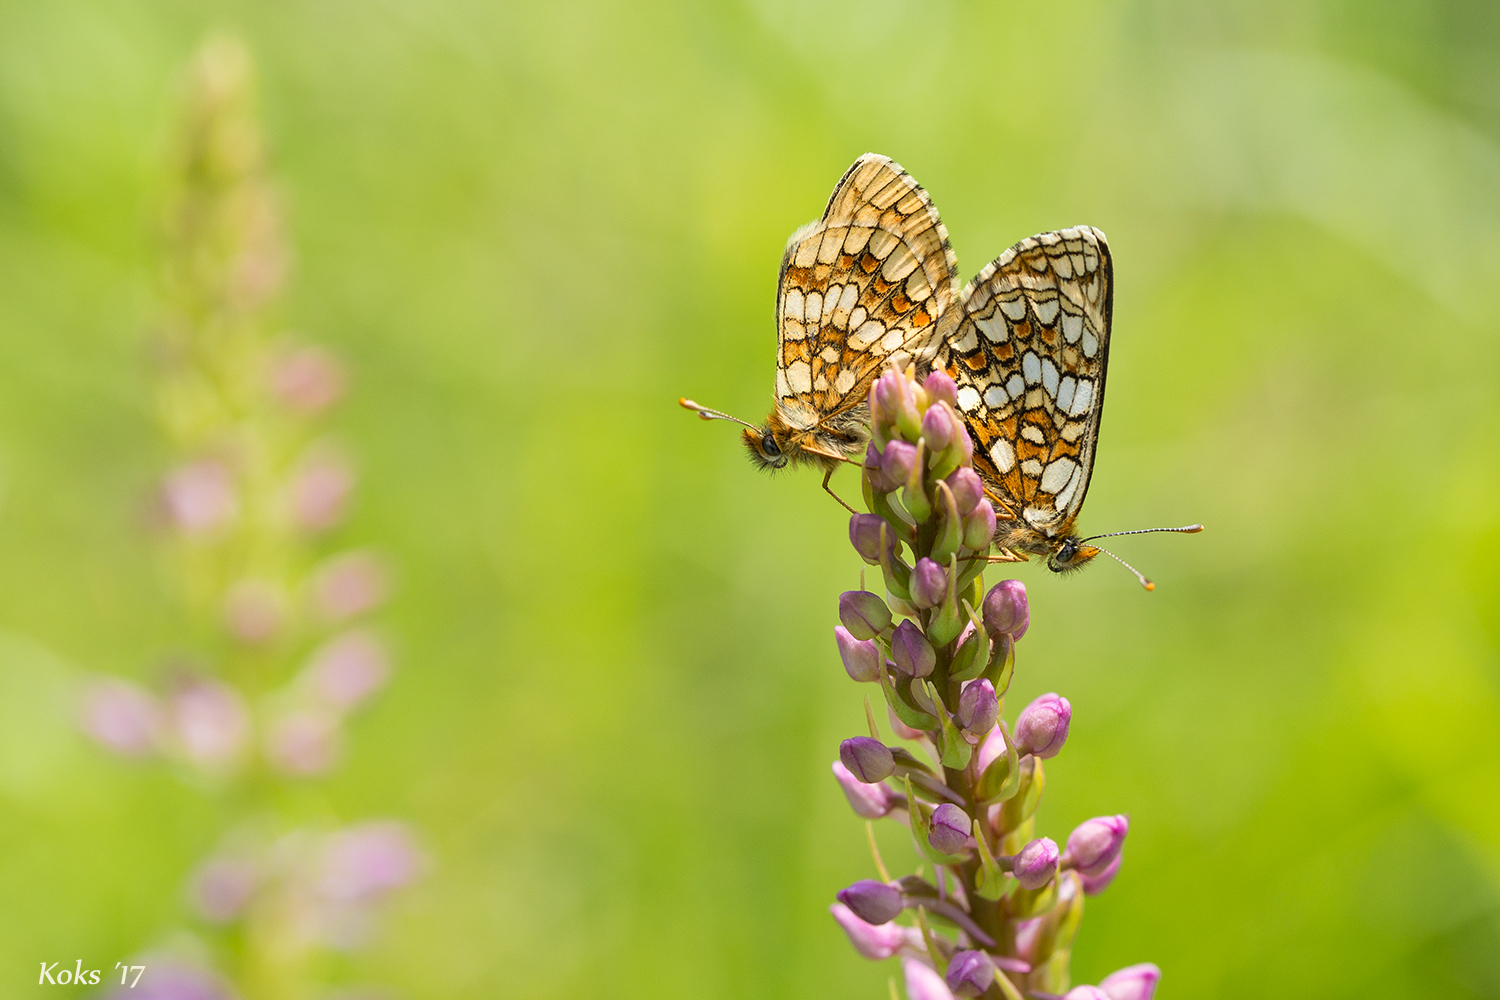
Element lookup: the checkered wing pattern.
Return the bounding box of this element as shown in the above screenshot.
[775,154,959,417]
[938,227,1113,538]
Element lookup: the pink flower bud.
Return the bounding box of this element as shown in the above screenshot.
[945,950,995,998]
[264,708,342,776]
[889,619,935,677]
[956,679,998,735]
[290,448,354,531]
[910,558,947,609]
[1065,815,1129,877]
[928,803,971,855]
[839,590,892,640]
[962,500,997,551]
[273,345,346,414]
[840,737,895,783]
[161,460,237,534]
[864,442,897,493]
[945,467,984,514]
[848,514,897,565]
[831,902,913,960]
[1063,988,1111,1000]
[888,706,924,741]
[837,879,904,924]
[904,956,958,1000]
[1099,963,1161,1000]
[318,821,421,903]
[920,402,960,452]
[832,761,900,818]
[303,629,391,710]
[881,440,918,487]
[80,678,162,757]
[311,550,390,621]
[1011,837,1059,890]
[922,371,959,410]
[1014,693,1071,759]
[1080,851,1123,896]
[168,678,250,770]
[981,579,1029,640]
[835,626,882,682]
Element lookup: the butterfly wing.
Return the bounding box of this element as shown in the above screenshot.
[775,154,960,416]
[939,227,1113,539]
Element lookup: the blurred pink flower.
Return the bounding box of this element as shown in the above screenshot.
[80,678,162,757]
[264,708,342,776]
[290,448,354,532]
[304,629,390,711]
[168,678,250,769]
[161,460,238,534]
[310,551,390,621]
[222,579,286,644]
[190,854,259,923]
[104,958,233,1000]
[272,346,346,415]
[318,822,421,904]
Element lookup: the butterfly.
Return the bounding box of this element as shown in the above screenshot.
[684,153,1199,581]
[681,154,959,512]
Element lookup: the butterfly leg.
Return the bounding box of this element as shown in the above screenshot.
[986,548,1027,564]
[822,467,860,516]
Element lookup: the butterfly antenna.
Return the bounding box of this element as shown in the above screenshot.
[1095,545,1156,592]
[1080,524,1203,543]
[679,398,760,432]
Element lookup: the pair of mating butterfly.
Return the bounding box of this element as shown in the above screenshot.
[684,153,1199,589]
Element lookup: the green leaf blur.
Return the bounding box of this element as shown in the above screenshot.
[1,1,1499,997]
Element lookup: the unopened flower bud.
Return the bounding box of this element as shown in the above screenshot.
[888,707,924,741]
[962,501,997,551]
[832,761,901,818]
[904,956,958,1000]
[945,950,995,998]
[1080,851,1123,896]
[831,902,912,960]
[863,443,896,493]
[945,467,984,515]
[80,679,162,758]
[835,626,882,682]
[162,460,238,534]
[982,579,1029,640]
[849,514,896,565]
[839,591,892,639]
[273,345,346,414]
[920,402,960,452]
[1099,963,1161,1000]
[1063,988,1111,1000]
[836,879,904,925]
[910,559,947,610]
[840,737,895,783]
[889,620,935,678]
[1014,693,1071,759]
[1065,815,1129,876]
[872,369,921,441]
[1012,837,1060,890]
[881,440,918,487]
[928,803,971,855]
[956,680,998,735]
[922,371,959,410]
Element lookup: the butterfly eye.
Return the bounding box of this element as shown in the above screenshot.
[761,432,781,458]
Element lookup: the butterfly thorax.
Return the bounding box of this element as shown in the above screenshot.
[996,518,1101,574]
[744,399,870,471]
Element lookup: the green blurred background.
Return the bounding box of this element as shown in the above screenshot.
[2,0,1500,996]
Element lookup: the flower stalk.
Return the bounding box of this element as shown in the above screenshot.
[829,363,1159,999]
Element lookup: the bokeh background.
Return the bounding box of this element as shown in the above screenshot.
[2,0,1500,997]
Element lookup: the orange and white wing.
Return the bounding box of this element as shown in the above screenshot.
[939,227,1113,537]
[775,154,959,416]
